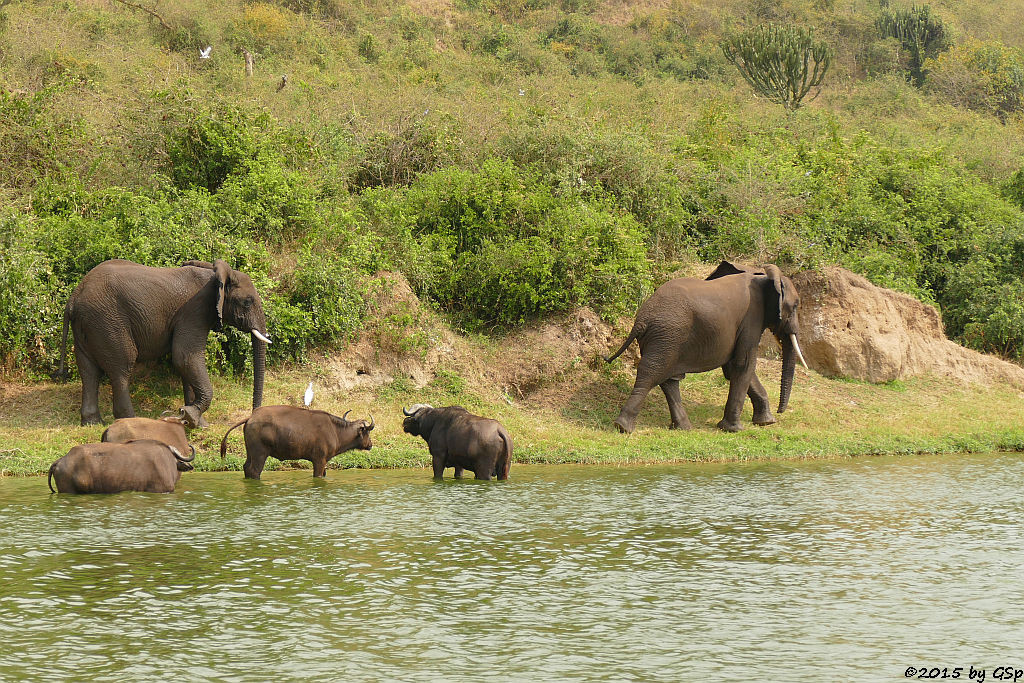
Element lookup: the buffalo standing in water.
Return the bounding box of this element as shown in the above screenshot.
[102,415,195,459]
[220,405,375,479]
[402,404,512,480]
[48,439,195,494]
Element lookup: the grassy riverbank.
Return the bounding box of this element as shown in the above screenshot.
[4,356,1023,477]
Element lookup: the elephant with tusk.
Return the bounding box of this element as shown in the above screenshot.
[55,259,270,427]
[606,260,808,433]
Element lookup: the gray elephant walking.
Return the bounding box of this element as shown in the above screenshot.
[56,259,271,427]
[606,261,807,433]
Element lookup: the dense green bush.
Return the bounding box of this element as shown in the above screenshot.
[360,160,652,326]
[166,107,274,193]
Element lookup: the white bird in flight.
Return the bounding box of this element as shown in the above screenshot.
[303,382,314,408]
[199,46,212,59]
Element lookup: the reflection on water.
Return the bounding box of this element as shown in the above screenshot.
[2,454,1024,681]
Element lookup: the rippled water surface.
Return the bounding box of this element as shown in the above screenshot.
[2,455,1024,681]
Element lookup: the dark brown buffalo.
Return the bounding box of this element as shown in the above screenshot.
[220,405,375,479]
[102,415,194,459]
[48,439,195,494]
[402,404,512,480]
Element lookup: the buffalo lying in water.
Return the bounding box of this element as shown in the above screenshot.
[402,404,512,480]
[102,415,194,460]
[48,439,195,494]
[220,405,375,479]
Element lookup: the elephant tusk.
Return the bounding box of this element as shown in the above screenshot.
[252,329,272,344]
[790,334,808,370]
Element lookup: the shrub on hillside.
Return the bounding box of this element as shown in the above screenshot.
[166,107,273,192]
[349,116,462,190]
[926,40,1024,121]
[359,160,651,326]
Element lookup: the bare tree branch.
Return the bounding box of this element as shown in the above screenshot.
[109,0,173,31]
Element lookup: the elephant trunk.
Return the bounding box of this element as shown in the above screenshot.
[778,334,797,414]
[252,337,266,410]
[251,307,267,410]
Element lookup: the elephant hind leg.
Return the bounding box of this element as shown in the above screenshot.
[614,356,666,434]
[76,348,104,425]
[110,367,136,420]
[660,378,693,430]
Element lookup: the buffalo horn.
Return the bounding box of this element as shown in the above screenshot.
[402,405,414,416]
[342,410,352,422]
[367,414,375,430]
[171,444,196,463]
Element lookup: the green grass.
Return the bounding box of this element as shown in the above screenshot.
[4,359,1023,477]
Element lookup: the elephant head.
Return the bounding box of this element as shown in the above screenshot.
[761,265,807,414]
[707,261,807,414]
[183,259,269,411]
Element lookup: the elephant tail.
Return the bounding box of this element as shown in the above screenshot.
[496,428,513,481]
[219,418,249,459]
[604,323,642,363]
[53,299,72,382]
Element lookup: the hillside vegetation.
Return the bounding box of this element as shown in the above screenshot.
[2,0,1024,379]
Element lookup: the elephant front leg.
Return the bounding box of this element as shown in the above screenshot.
[747,374,776,426]
[453,466,464,479]
[660,378,692,430]
[174,344,213,429]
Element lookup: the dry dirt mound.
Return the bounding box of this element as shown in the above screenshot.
[792,267,1024,388]
[321,272,621,402]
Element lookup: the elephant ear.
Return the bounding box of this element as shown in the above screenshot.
[182,260,214,269]
[705,261,747,281]
[762,265,793,325]
[212,259,230,332]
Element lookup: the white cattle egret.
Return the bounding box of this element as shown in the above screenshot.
[199,46,212,59]
[304,382,314,408]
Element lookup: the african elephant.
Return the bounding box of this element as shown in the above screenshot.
[48,439,195,494]
[56,259,270,427]
[220,405,375,479]
[402,404,513,480]
[605,261,808,433]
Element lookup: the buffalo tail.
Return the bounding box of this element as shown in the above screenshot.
[219,418,249,458]
[47,462,57,493]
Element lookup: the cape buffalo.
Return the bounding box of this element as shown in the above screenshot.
[401,404,512,480]
[220,405,375,479]
[48,439,195,494]
[102,415,194,460]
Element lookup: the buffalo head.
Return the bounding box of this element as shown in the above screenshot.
[401,404,433,436]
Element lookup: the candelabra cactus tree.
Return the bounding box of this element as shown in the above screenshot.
[721,23,832,111]
[876,4,951,86]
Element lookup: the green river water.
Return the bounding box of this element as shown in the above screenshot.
[2,454,1023,681]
